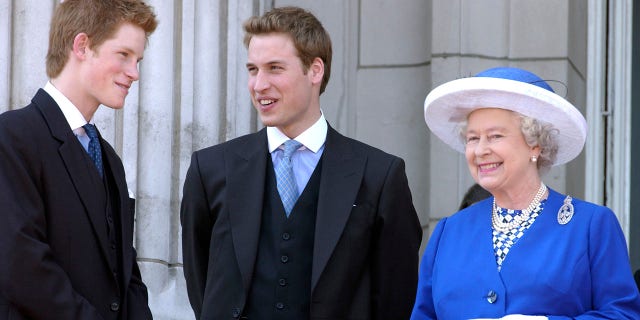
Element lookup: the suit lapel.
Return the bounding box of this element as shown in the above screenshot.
[101,139,134,279]
[33,89,112,264]
[227,129,269,294]
[311,127,366,290]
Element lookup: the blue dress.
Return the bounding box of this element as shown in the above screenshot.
[411,188,640,319]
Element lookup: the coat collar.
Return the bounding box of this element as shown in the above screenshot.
[226,129,270,294]
[311,126,366,290]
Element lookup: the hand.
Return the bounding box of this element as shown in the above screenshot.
[471,315,548,320]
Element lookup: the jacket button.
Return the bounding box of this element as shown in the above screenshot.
[279,278,287,286]
[486,290,498,304]
[110,302,120,311]
[280,255,289,263]
[282,232,291,240]
[275,302,284,310]
[231,307,241,318]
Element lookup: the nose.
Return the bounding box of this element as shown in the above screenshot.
[474,136,491,157]
[125,61,140,81]
[251,70,269,92]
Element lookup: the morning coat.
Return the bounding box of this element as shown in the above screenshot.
[181,125,422,319]
[0,89,151,319]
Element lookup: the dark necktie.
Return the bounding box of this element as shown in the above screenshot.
[83,124,104,178]
[275,140,302,217]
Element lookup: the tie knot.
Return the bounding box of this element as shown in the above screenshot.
[83,124,99,140]
[282,140,302,159]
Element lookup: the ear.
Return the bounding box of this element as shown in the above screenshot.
[309,57,324,85]
[72,33,91,60]
[530,145,541,158]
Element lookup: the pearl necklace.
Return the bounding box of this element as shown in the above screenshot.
[492,182,547,233]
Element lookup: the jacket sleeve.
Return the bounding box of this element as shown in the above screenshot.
[180,151,215,318]
[0,120,104,319]
[410,218,447,320]
[372,157,423,319]
[125,247,153,319]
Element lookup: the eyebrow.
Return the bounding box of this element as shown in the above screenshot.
[466,126,509,134]
[246,59,287,67]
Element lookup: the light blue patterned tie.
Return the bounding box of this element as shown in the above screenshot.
[83,124,104,178]
[275,140,302,217]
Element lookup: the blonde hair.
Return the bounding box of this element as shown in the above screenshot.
[243,6,332,94]
[46,0,158,78]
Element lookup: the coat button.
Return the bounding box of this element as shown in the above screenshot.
[275,302,284,310]
[280,255,289,263]
[279,278,287,286]
[231,308,241,318]
[282,232,291,240]
[486,290,498,304]
[110,302,120,311]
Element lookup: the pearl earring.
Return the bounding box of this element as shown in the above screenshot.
[531,156,538,163]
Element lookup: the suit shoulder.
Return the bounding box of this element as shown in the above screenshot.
[544,189,621,233]
[192,130,264,157]
[549,189,613,217]
[0,104,42,139]
[0,103,40,125]
[334,132,402,162]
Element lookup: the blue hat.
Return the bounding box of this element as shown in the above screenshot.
[424,67,587,166]
[476,67,554,92]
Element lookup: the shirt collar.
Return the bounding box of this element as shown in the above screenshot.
[267,112,327,153]
[43,81,92,131]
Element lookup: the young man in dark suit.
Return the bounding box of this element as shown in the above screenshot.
[181,6,422,319]
[0,1,157,319]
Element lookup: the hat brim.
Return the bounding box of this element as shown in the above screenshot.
[424,77,587,166]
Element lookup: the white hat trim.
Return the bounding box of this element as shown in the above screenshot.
[424,77,587,166]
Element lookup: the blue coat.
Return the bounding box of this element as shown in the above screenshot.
[411,188,640,319]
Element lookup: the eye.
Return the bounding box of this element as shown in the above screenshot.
[488,134,503,141]
[246,66,257,74]
[270,65,283,71]
[120,52,129,58]
[465,136,479,144]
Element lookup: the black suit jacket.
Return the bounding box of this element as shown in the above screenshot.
[181,125,422,319]
[0,89,151,319]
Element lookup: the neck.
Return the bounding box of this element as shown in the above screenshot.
[51,73,98,122]
[493,180,547,210]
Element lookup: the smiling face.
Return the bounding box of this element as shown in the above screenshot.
[464,108,540,196]
[79,22,146,110]
[246,32,323,138]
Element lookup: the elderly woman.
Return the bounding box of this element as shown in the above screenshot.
[411,67,640,319]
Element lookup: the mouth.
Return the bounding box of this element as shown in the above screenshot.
[478,162,501,173]
[259,98,276,106]
[255,97,278,111]
[116,82,131,93]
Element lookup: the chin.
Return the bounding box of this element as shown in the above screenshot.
[103,102,125,109]
[259,116,276,127]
